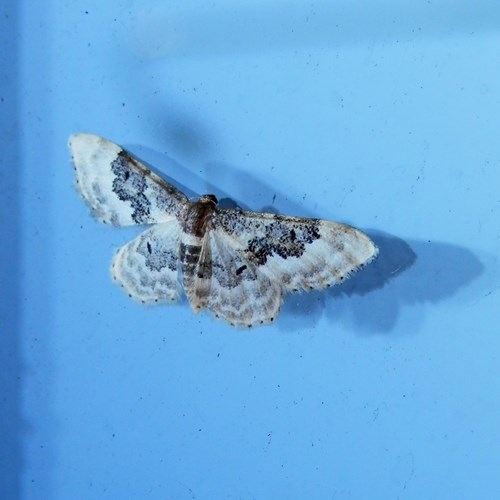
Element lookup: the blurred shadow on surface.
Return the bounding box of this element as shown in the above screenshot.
[127,144,200,200]
[145,105,216,162]
[129,0,500,59]
[127,147,314,217]
[280,234,484,334]
[126,146,484,335]
[278,231,416,332]
[327,234,484,334]
[0,4,22,499]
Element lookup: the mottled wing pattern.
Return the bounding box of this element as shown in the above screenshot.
[111,221,181,304]
[69,134,189,226]
[202,229,283,327]
[70,133,378,328]
[211,209,378,293]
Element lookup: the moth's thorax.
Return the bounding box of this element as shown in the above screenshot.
[182,195,218,237]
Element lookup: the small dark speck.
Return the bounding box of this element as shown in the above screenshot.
[85,10,89,14]
[122,102,125,107]
[0,97,4,103]
[217,353,220,358]
[146,241,152,254]
[272,193,276,203]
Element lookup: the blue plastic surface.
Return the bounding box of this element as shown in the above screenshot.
[2,1,500,498]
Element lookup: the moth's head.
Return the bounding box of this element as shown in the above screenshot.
[199,194,218,206]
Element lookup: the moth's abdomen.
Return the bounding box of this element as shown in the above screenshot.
[179,237,212,313]
[178,200,217,313]
[179,241,202,271]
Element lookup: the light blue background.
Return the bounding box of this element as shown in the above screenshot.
[2,1,500,499]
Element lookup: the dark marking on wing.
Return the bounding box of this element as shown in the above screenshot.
[111,151,151,224]
[109,149,189,224]
[246,215,321,265]
[236,265,247,275]
[137,234,178,272]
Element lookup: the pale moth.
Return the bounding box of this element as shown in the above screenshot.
[70,134,378,327]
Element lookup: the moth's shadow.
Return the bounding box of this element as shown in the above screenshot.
[278,231,416,333]
[127,145,484,334]
[126,144,317,216]
[279,234,484,334]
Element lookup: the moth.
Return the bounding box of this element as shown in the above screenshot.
[69,134,378,327]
